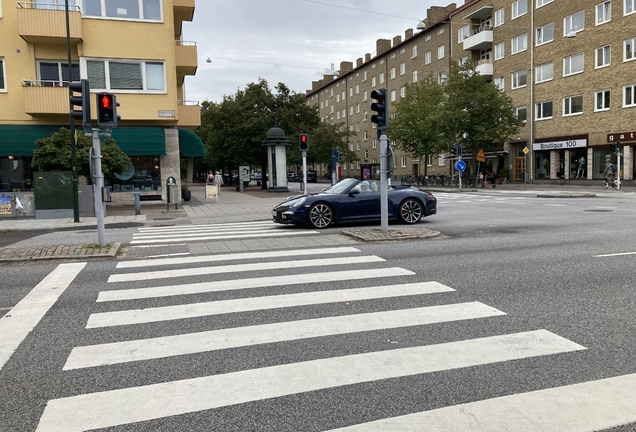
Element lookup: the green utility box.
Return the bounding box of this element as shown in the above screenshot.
[33,171,74,219]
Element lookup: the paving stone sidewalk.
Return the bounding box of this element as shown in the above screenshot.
[0,242,121,262]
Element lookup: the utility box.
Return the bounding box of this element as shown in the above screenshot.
[33,171,74,219]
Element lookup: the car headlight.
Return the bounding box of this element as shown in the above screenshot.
[289,197,307,208]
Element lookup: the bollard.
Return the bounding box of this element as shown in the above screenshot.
[132,191,141,215]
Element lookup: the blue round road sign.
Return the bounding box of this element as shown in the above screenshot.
[455,160,466,172]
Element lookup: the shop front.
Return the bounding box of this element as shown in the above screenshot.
[532,135,589,181]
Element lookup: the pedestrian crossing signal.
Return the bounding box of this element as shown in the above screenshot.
[299,133,309,151]
[96,92,120,127]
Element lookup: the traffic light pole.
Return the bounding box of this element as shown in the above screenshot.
[617,150,622,190]
[380,132,389,232]
[302,151,307,191]
[90,129,106,246]
[65,0,80,223]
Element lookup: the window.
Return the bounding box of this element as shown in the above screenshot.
[511,69,527,88]
[596,1,611,24]
[390,89,397,101]
[563,95,583,116]
[330,105,334,114]
[349,106,353,116]
[363,110,367,120]
[83,0,162,20]
[324,98,328,107]
[625,37,636,61]
[563,53,584,76]
[336,111,340,120]
[438,72,447,84]
[626,0,635,14]
[372,138,377,149]
[330,88,334,97]
[512,0,528,18]
[371,76,376,87]
[413,69,418,82]
[536,0,553,7]
[495,8,505,26]
[363,71,367,81]
[624,84,636,107]
[400,48,406,54]
[438,45,445,59]
[37,61,80,86]
[412,45,418,57]
[400,63,406,75]
[363,90,368,101]
[564,11,585,36]
[515,106,527,122]
[349,88,353,97]
[439,153,446,166]
[390,67,396,79]
[427,155,433,166]
[336,93,340,103]
[379,72,385,84]
[355,103,360,113]
[458,25,470,41]
[536,100,553,119]
[425,51,432,64]
[356,123,360,132]
[512,34,528,54]
[438,27,445,35]
[494,76,505,90]
[425,34,431,41]
[401,156,407,168]
[401,87,406,97]
[0,58,5,91]
[495,42,505,60]
[536,23,554,45]
[459,56,469,66]
[355,84,359,94]
[349,124,353,132]
[535,62,553,82]
[595,89,611,111]
[596,45,611,68]
[341,91,345,100]
[86,59,165,91]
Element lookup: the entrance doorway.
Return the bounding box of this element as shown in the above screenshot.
[513,157,525,181]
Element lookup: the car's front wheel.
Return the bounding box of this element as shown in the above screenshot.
[398,199,423,224]
[308,203,333,229]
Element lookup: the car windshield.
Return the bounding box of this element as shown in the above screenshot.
[319,178,359,194]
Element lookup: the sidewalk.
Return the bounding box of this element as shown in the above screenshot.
[0,180,631,262]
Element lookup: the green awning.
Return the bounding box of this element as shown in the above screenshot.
[179,128,206,158]
[0,125,61,156]
[110,127,166,156]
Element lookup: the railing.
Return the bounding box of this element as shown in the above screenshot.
[178,100,200,106]
[470,25,493,36]
[175,40,197,46]
[22,79,71,87]
[475,58,493,66]
[18,1,81,12]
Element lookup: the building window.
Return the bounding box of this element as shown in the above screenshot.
[412,69,418,82]
[356,123,360,132]
[372,138,377,149]
[400,63,406,75]
[390,67,396,79]
[494,8,505,26]
[425,34,431,41]
[624,84,636,107]
[535,62,553,82]
[412,45,418,57]
[341,90,345,100]
[595,89,611,111]
[336,93,340,103]
[363,90,368,101]
[83,0,162,21]
[363,130,369,141]
[342,108,345,117]
[564,11,585,36]
[512,0,528,18]
[330,88,334,97]
[364,149,368,159]
[438,73,447,84]
[512,34,528,54]
[438,45,445,59]
[458,56,469,66]
[425,51,432,64]
[596,45,611,68]
[563,95,584,116]
[371,76,376,87]
[426,154,433,166]
[625,37,636,61]
[515,106,527,122]
[563,53,584,76]
[438,27,445,35]
[349,88,353,97]
[336,111,340,120]
[356,141,360,150]
[324,98,328,107]
[439,153,446,166]
[401,87,406,97]
[511,69,527,88]
[401,156,407,168]
[363,71,367,81]
[390,89,397,101]
[86,59,165,91]
[458,25,470,41]
[400,48,406,54]
[536,0,553,7]
[363,110,368,120]
[36,61,80,86]
[536,100,553,119]
[355,103,360,113]
[536,23,554,45]
[355,84,359,94]
[494,76,505,90]
[379,72,385,84]
[349,106,353,116]
[495,42,505,60]
[0,58,5,91]
[626,0,635,14]
[596,1,612,24]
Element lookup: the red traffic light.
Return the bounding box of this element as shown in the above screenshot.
[299,133,309,151]
[301,135,307,144]
[100,94,112,109]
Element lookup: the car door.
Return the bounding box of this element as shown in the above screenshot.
[337,181,381,221]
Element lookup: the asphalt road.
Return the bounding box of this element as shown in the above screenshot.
[1,190,636,431]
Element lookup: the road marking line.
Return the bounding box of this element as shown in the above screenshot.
[130,243,187,248]
[138,221,274,232]
[130,230,318,244]
[329,373,636,432]
[36,330,585,432]
[108,255,385,283]
[96,267,416,303]
[88,281,452,328]
[132,227,282,240]
[146,253,191,258]
[593,251,636,257]
[117,246,360,268]
[0,263,86,372]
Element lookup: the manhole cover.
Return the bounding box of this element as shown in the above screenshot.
[584,209,613,212]
[485,229,519,234]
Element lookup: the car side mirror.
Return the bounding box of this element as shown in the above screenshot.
[348,189,360,196]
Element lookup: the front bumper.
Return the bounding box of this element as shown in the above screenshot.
[272,208,307,225]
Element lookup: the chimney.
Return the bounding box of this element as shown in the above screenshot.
[356,57,363,67]
[393,35,402,46]
[312,81,320,90]
[376,39,391,55]
[340,61,353,73]
[365,53,371,62]
[405,28,414,39]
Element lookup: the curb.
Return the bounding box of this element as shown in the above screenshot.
[341,228,442,242]
[0,242,121,263]
[536,193,597,198]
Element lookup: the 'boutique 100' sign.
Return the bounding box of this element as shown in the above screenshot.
[532,139,586,151]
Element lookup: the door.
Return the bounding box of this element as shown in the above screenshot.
[513,157,525,182]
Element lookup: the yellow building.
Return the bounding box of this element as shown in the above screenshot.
[0,0,203,212]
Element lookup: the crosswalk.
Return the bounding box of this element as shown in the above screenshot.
[433,192,531,204]
[32,247,636,431]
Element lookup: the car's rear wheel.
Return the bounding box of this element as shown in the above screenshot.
[308,203,333,229]
[399,199,423,224]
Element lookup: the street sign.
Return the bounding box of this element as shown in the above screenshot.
[523,146,529,155]
[476,148,486,162]
[455,160,466,172]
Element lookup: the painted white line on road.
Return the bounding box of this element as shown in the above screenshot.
[88,281,452,328]
[130,243,187,248]
[146,253,191,258]
[108,255,385,283]
[67,302,505,369]
[117,247,361,268]
[96,267,416,303]
[593,251,636,257]
[138,220,274,232]
[0,263,86,372]
[132,227,280,240]
[545,204,566,207]
[330,373,636,432]
[130,230,318,244]
[37,330,585,432]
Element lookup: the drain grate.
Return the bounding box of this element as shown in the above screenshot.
[485,229,519,234]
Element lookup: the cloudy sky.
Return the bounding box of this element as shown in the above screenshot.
[182,0,443,103]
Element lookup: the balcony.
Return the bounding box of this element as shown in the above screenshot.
[22,81,69,115]
[17,2,83,44]
[463,26,493,51]
[475,59,493,78]
[178,101,201,129]
[176,41,198,80]
[174,0,195,22]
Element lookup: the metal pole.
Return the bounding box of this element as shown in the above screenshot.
[617,151,622,190]
[380,133,388,232]
[302,151,307,192]
[65,0,80,222]
[524,153,527,189]
[91,129,106,246]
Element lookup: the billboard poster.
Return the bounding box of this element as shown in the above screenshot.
[0,195,11,215]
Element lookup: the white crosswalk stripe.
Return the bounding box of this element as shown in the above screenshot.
[433,192,530,203]
[36,247,631,432]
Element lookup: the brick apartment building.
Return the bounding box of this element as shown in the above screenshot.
[306,0,636,184]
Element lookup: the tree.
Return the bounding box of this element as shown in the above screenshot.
[32,128,131,180]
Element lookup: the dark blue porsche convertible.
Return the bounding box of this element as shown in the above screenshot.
[272,178,437,229]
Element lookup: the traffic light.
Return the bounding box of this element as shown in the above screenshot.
[299,133,309,151]
[69,79,91,128]
[451,142,458,156]
[458,144,463,157]
[610,142,618,153]
[615,141,621,154]
[96,92,119,127]
[370,88,388,131]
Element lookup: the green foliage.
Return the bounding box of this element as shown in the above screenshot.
[32,128,131,180]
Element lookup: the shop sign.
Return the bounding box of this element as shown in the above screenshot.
[607,131,636,143]
[532,139,587,151]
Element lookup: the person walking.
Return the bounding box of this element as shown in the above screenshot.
[214,171,224,186]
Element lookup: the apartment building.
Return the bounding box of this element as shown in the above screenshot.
[307,0,636,183]
[0,0,203,217]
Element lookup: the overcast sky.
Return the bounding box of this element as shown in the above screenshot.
[182,0,443,103]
